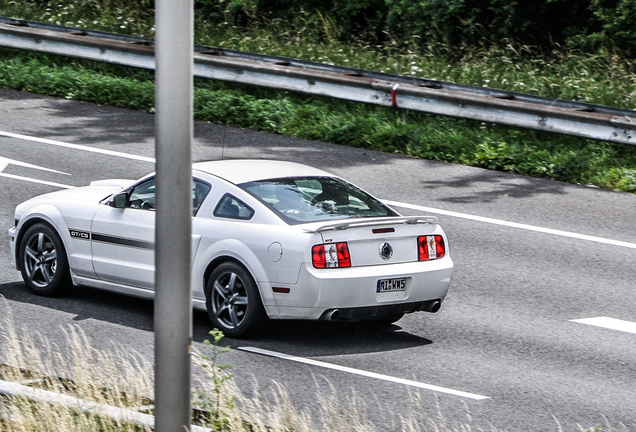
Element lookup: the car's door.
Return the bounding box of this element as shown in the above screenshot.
[90,177,156,288]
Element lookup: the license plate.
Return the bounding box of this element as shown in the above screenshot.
[377,278,406,293]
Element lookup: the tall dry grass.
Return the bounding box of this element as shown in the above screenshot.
[0,298,618,431]
[0,299,154,431]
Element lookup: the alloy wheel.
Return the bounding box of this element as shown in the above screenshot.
[23,231,58,288]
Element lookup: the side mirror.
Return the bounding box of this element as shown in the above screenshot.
[108,193,128,208]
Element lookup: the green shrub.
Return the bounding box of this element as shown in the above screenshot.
[584,0,636,55]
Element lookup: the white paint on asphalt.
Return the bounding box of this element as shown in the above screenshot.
[0,155,74,188]
[0,173,74,189]
[384,200,636,250]
[0,156,70,175]
[571,317,636,335]
[0,130,155,163]
[239,346,490,400]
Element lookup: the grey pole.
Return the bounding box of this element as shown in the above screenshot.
[154,0,193,430]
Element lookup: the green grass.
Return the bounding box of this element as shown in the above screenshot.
[1,1,636,192]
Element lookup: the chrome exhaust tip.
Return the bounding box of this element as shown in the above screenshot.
[423,300,441,313]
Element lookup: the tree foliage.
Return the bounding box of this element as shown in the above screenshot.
[194,0,636,55]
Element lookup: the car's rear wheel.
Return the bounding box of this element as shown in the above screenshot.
[19,223,71,296]
[205,262,267,338]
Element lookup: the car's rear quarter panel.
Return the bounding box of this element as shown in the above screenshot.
[190,216,322,311]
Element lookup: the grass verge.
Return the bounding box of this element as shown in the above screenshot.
[0,298,467,432]
[1,2,636,193]
[0,298,623,432]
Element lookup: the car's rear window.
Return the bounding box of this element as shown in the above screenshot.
[240,176,398,224]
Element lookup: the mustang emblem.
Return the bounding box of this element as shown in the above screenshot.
[379,242,393,260]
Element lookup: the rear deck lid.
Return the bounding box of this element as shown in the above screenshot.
[305,216,442,267]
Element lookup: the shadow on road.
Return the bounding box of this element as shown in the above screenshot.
[0,281,155,332]
[0,281,433,356]
[215,319,433,357]
[418,171,567,203]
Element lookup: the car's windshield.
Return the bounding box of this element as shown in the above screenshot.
[240,176,398,224]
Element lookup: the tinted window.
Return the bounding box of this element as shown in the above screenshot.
[128,178,155,210]
[241,177,398,224]
[127,177,211,215]
[192,180,211,215]
[214,194,255,220]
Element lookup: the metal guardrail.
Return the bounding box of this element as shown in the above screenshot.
[1,17,635,145]
[0,378,214,432]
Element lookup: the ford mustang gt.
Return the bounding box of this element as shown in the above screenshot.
[8,160,453,337]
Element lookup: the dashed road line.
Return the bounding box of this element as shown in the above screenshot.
[571,317,636,335]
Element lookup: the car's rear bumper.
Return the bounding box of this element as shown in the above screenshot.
[263,257,453,320]
[317,299,443,321]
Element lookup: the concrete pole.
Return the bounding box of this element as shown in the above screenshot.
[154,0,193,430]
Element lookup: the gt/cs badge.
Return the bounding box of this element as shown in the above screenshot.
[379,242,393,260]
[69,230,90,240]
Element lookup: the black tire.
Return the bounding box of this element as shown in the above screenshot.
[205,262,267,338]
[19,223,71,296]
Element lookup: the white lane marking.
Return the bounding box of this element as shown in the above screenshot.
[571,317,636,335]
[0,156,70,175]
[239,346,489,400]
[0,130,155,163]
[384,199,636,250]
[0,173,74,189]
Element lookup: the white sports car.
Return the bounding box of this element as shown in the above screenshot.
[8,160,453,337]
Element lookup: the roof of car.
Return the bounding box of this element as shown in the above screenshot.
[192,159,335,184]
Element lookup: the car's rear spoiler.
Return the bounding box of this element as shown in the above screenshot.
[303,216,438,233]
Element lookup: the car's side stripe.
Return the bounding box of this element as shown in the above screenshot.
[91,233,154,250]
[69,228,154,250]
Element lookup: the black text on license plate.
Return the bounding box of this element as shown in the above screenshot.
[377,278,406,293]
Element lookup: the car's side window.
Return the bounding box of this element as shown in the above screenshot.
[127,177,211,214]
[214,194,254,220]
[192,180,211,215]
[128,178,156,211]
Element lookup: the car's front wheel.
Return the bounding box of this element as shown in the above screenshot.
[19,223,71,296]
[205,262,267,338]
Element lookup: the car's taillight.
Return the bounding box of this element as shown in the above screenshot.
[312,242,351,268]
[418,235,445,261]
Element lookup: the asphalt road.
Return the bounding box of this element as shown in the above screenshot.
[1,88,635,431]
